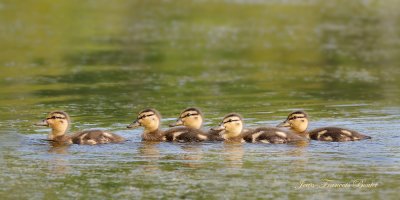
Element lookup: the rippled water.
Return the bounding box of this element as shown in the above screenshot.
[1,0,400,199]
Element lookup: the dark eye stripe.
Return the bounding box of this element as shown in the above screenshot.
[223,119,240,124]
[47,116,65,120]
[289,116,305,120]
[182,113,199,118]
[138,113,155,120]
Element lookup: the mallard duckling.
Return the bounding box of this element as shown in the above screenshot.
[169,107,223,141]
[127,108,209,142]
[211,113,247,143]
[277,111,372,142]
[212,113,305,144]
[34,111,125,145]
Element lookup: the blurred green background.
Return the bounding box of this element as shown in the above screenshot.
[1,0,399,121]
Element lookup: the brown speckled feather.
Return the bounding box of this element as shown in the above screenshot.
[308,127,371,142]
[70,130,125,145]
[222,129,254,143]
[224,134,247,143]
[142,129,166,142]
[244,127,305,144]
[49,135,73,145]
[207,129,224,141]
[164,127,209,142]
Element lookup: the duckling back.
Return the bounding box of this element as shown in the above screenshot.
[207,129,224,141]
[71,130,125,145]
[308,127,371,142]
[244,127,305,144]
[164,127,209,142]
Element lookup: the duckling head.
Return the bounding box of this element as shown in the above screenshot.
[127,108,161,133]
[169,107,203,129]
[34,111,70,140]
[212,113,244,139]
[277,111,309,133]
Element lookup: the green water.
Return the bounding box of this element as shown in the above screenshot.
[1,0,400,199]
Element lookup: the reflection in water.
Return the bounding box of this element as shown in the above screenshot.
[223,143,244,168]
[48,142,70,154]
[180,144,204,168]
[47,143,70,174]
[139,141,161,158]
[289,140,309,163]
[138,141,161,172]
[293,140,309,148]
[285,141,310,173]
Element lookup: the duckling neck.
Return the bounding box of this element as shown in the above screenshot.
[224,131,242,140]
[144,126,159,133]
[50,135,72,144]
[288,127,310,139]
[188,120,202,129]
[224,133,245,143]
[293,122,308,133]
[290,127,308,134]
[188,123,202,129]
[49,129,67,140]
[297,131,310,139]
[142,129,165,141]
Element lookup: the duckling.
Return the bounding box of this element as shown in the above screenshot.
[127,108,209,142]
[211,113,247,143]
[212,113,305,144]
[277,111,371,142]
[169,107,224,141]
[34,111,125,145]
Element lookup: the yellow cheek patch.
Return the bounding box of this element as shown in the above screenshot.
[140,119,152,126]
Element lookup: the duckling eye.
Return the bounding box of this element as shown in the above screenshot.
[182,113,199,118]
[289,116,305,120]
[223,119,239,124]
[47,116,65,120]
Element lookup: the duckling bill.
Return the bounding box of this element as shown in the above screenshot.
[277,111,371,142]
[34,111,125,145]
[127,108,209,142]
